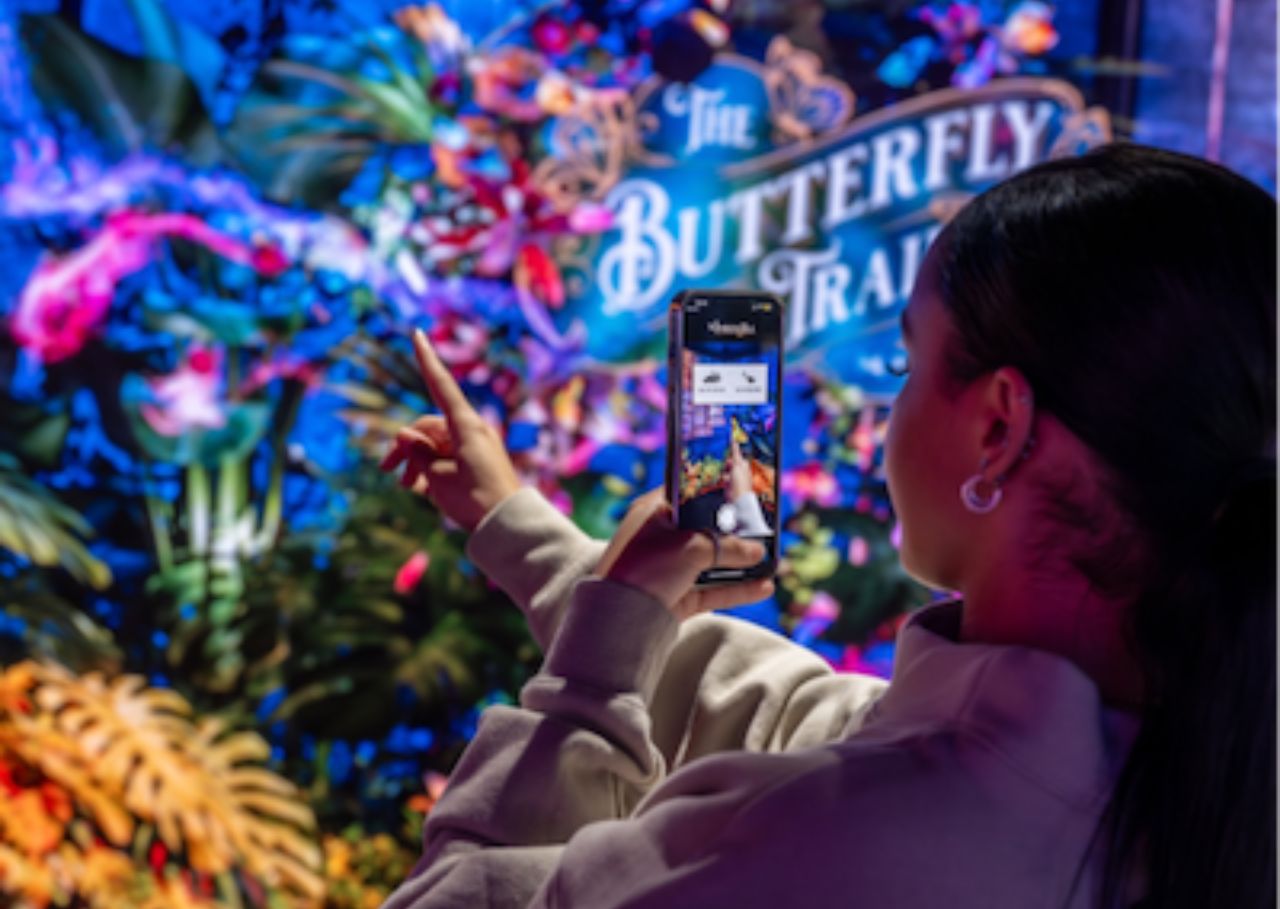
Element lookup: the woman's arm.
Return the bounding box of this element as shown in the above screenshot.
[464,486,887,765]
[388,324,883,758]
[463,486,607,651]
[383,576,678,908]
[384,569,888,908]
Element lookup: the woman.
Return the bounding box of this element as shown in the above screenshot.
[379,143,1276,908]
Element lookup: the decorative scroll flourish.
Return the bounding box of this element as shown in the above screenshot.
[762,36,856,143]
[532,90,666,211]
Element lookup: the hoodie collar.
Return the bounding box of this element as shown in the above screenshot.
[864,598,1143,808]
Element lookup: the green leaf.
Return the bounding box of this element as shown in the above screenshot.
[0,466,113,589]
[20,14,220,162]
[11,411,72,466]
[0,574,123,671]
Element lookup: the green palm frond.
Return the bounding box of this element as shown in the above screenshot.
[224,28,439,206]
[0,455,112,590]
[326,335,442,458]
[0,575,122,671]
[19,13,220,163]
[395,612,486,703]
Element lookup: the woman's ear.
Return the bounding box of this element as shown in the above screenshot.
[976,366,1037,479]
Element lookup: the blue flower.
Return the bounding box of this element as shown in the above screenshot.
[257,686,287,722]
[327,740,353,784]
[506,422,539,453]
[8,350,46,400]
[877,36,936,88]
[0,612,28,637]
[341,152,390,208]
[389,145,435,182]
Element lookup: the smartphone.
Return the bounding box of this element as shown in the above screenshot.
[666,289,784,587]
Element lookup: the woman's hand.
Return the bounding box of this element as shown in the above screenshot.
[597,488,774,621]
[379,329,523,533]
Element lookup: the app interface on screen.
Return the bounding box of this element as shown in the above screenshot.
[677,298,779,541]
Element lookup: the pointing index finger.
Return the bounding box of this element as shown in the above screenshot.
[413,328,475,427]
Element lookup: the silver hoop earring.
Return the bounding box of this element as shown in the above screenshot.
[960,452,1003,514]
[960,472,1003,514]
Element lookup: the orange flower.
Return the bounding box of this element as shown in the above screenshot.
[6,790,66,856]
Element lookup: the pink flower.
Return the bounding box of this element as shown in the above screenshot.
[425,771,449,801]
[10,252,116,363]
[140,346,227,437]
[828,644,895,679]
[9,210,288,363]
[567,202,613,234]
[791,591,840,645]
[848,535,870,566]
[532,16,573,56]
[804,591,841,623]
[394,551,431,595]
[249,244,290,277]
[781,463,840,508]
[239,356,321,396]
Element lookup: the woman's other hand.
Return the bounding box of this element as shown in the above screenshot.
[379,329,522,532]
[597,488,774,621]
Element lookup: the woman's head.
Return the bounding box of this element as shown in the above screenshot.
[886,141,1275,908]
[886,141,1275,639]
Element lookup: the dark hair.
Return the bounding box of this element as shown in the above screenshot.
[932,142,1276,908]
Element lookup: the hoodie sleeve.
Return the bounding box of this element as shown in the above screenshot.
[460,485,886,758]
[463,487,608,652]
[381,568,889,909]
[380,575,679,909]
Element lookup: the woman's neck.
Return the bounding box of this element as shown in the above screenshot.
[959,562,1147,712]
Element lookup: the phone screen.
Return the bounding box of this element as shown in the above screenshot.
[668,291,782,584]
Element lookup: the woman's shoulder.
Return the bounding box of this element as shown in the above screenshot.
[632,722,1092,890]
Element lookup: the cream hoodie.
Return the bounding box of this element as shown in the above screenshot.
[383,487,1144,909]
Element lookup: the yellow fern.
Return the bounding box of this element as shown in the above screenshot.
[0,661,325,907]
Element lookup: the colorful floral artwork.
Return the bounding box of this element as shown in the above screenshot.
[0,0,1073,904]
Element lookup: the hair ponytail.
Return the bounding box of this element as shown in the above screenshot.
[1100,463,1277,909]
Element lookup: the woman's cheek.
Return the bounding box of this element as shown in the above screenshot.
[883,396,911,505]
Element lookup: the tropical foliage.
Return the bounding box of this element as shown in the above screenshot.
[0,660,322,907]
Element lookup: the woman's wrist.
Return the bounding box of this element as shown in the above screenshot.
[467,483,526,533]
